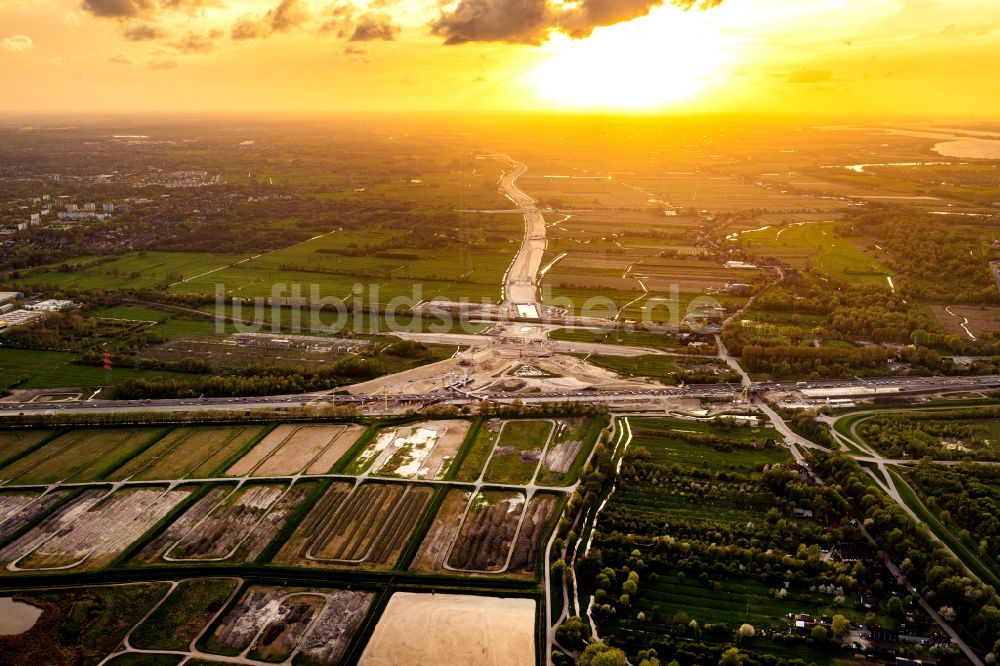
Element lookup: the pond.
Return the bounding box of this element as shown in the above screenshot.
[0,597,42,635]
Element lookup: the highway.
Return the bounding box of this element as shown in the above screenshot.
[2,374,998,417]
[495,155,547,313]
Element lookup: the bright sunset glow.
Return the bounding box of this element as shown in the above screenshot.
[1,0,1000,114]
[527,7,733,110]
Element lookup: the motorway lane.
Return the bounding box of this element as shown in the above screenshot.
[1,375,998,417]
[496,155,547,309]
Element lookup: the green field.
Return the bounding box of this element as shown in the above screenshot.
[627,417,790,473]
[452,419,501,482]
[130,578,240,651]
[483,419,554,484]
[737,222,890,286]
[0,427,166,484]
[108,426,264,481]
[0,348,196,391]
[0,430,54,466]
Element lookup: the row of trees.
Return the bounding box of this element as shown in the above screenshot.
[813,452,1000,652]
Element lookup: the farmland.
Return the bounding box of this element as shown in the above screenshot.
[137,481,316,564]
[0,427,165,484]
[359,592,536,666]
[0,489,71,540]
[226,423,364,476]
[305,482,433,567]
[483,419,554,484]
[365,420,470,479]
[0,486,191,571]
[0,416,583,663]
[130,578,240,651]
[536,417,599,486]
[626,416,791,473]
[204,584,373,665]
[110,425,264,480]
[575,417,909,664]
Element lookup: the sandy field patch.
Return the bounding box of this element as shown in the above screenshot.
[227,424,364,477]
[372,420,470,479]
[359,592,535,666]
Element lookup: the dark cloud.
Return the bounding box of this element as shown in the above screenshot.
[319,3,354,36]
[122,23,166,40]
[81,0,217,19]
[108,52,134,64]
[350,13,399,41]
[81,0,156,18]
[787,69,833,84]
[168,31,219,52]
[231,0,311,40]
[149,58,179,69]
[432,0,724,45]
[231,17,268,40]
[343,44,370,62]
[269,0,310,33]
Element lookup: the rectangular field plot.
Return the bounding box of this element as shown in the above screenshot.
[0,430,53,465]
[343,421,467,477]
[0,489,71,540]
[226,424,365,477]
[136,481,316,564]
[275,481,433,570]
[0,428,165,485]
[453,420,503,482]
[110,425,264,481]
[204,584,372,666]
[359,592,535,666]
[411,488,558,576]
[536,417,598,486]
[0,486,191,572]
[483,419,554,484]
[363,420,470,479]
[448,490,524,572]
[627,417,790,473]
[130,578,241,651]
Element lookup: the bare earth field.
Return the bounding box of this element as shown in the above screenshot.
[930,303,1000,338]
[227,424,365,477]
[410,487,469,573]
[305,482,433,568]
[369,420,471,479]
[448,490,525,572]
[110,425,263,480]
[137,482,313,563]
[0,490,70,540]
[358,592,535,666]
[207,584,373,665]
[0,486,190,571]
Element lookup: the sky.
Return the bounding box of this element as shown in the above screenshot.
[1,0,999,115]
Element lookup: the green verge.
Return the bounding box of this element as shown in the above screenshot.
[444,417,484,481]
[887,467,1000,590]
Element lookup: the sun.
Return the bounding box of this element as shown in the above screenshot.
[526,5,735,111]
